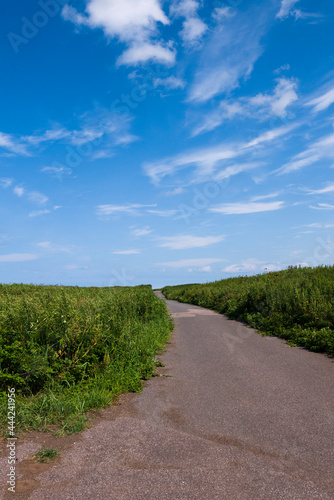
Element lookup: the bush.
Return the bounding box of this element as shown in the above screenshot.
[162,265,334,355]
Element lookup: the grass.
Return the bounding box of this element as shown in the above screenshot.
[0,284,173,434]
[32,448,59,463]
[162,265,334,356]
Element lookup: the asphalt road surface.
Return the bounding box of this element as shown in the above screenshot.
[3,292,334,499]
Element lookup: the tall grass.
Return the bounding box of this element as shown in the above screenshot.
[162,265,334,356]
[0,285,172,434]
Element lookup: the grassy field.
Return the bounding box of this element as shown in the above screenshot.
[0,284,172,434]
[162,265,334,356]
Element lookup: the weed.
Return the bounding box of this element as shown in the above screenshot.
[0,285,173,434]
[162,265,334,355]
[32,448,59,463]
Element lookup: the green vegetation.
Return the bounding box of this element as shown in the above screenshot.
[0,284,172,434]
[162,265,334,355]
[32,448,59,463]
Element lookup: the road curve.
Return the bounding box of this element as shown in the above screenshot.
[8,292,334,499]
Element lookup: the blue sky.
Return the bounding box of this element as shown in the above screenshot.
[1,0,334,288]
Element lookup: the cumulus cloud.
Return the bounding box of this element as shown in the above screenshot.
[170,0,208,47]
[62,0,175,66]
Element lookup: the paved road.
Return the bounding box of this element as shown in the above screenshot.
[5,293,334,499]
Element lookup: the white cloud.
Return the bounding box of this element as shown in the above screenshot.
[0,178,13,188]
[96,203,156,217]
[117,43,176,66]
[13,186,25,197]
[306,87,334,113]
[249,78,298,118]
[37,241,73,253]
[192,78,298,136]
[198,265,212,272]
[180,17,207,46]
[277,132,334,174]
[243,124,297,149]
[165,187,185,196]
[24,128,71,146]
[0,132,29,156]
[273,64,291,74]
[153,76,186,90]
[112,249,140,255]
[144,123,295,185]
[159,234,224,250]
[310,203,334,210]
[188,5,268,102]
[224,258,281,273]
[27,191,48,205]
[157,257,223,268]
[276,0,299,19]
[170,0,208,47]
[0,253,38,262]
[306,183,334,195]
[131,227,152,237]
[147,209,179,217]
[250,192,280,201]
[63,0,174,67]
[212,7,235,21]
[209,201,284,215]
[28,209,51,218]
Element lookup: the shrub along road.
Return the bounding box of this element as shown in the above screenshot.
[4,292,334,499]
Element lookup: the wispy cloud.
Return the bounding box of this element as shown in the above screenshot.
[153,76,186,90]
[310,203,334,210]
[250,192,281,202]
[62,0,175,67]
[0,132,30,156]
[276,0,299,19]
[158,234,224,250]
[131,226,152,237]
[305,85,334,113]
[306,183,334,195]
[146,209,179,217]
[188,4,270,102]
[192,77,298,136]
[157,257,223,268]
[209,200,284,215]
[277,132,334,174]
[28,209,51,218]
[0,253,38,262]
[96,203,156,217]
[0,178,14,188]
[224,258,280,273]
[144,124,296,184]
[37,241,74,253]
[112,249,141,255]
